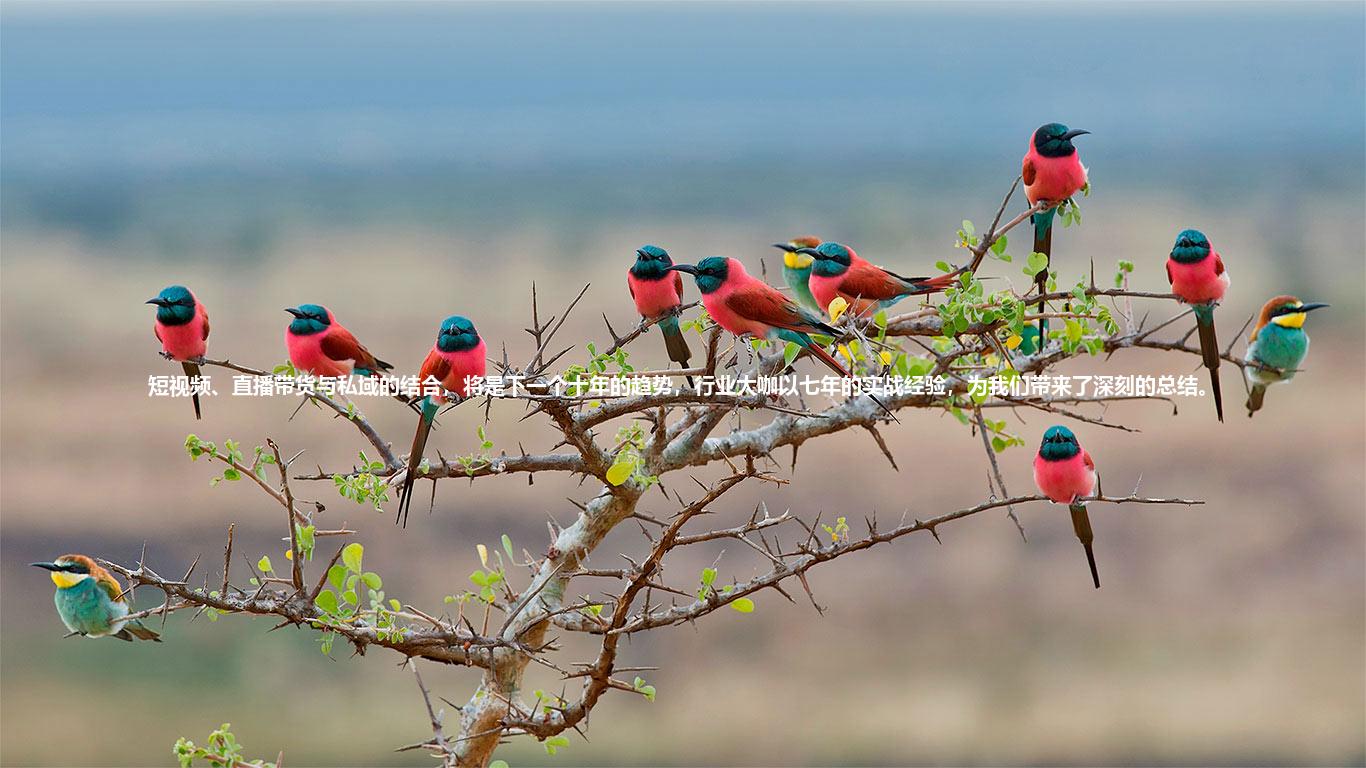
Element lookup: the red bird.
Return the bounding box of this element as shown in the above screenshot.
[1033,425,1101,589]
[798,241,959,318]
[148,285,210,419]
[1165,229,1230,421]
[284,304,392,378]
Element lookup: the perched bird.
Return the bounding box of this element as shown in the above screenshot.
[32,555,161,641]
[1165,229,1231,421]
[285,304,393,378]
[148,285,210,419]
[669,256,848,376]
[797,241,959,318]
[1022,123,1090,333]
[1243,296,1327,417]
[771,236,823,313]
[395,316,487,527]
[628,246,693,383]
[1032,426,1101,589]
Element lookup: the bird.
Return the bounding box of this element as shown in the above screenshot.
[1165,229,1231,421]
[285,304,393,378]
[395,316,487,527]
[669,256,849,376]
[797,241,959,318]
[628,246,693,383]
[1022,122,1090,334]
[771,236,823,313]
[1032,425,1101,589]
[148,285,209,419]
[1243,296,1327,417]
[32,555,161,641]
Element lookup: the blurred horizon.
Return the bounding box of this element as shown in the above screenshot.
[2,2,1364,766]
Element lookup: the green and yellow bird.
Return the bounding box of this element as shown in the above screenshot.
[1243,295,1327,417]
[32,554,161,641]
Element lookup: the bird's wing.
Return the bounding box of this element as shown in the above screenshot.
[321,326,381,369]
[201,308,211,340]
[1165,261,1174,285]
[95,571,126,604]
[1022,156,1037,186]
[1083,450,1095,471]
[725,283,831,335]
[154,324,162,343]
[1213,253,1226,276]
[627,274,636,301]
[418,347,453,390]
[839,260,915,301]
[673,270,685,300]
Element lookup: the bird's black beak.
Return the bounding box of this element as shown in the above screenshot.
[147,298,170,307]
[668,264,698,275]
[772,243,796,252]
[285,307,305,318]
[1063,129,1091,140]
[31,562,60,571]
[1300,302,1330,313]
[796,247,822,256]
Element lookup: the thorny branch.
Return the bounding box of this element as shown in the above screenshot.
[121,176,1227,767]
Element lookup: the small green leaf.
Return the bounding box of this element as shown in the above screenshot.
[256,555,272,573]
[315,589,338,615]
[782,341,801,369]
[501,534,515,563]
[361,572,382,590]
[700,567,717,586]
[470,570,489,587]
[342,589,358,605]
[341,543,363,573]
[606,459,633,486]
[731,597,755,613]
[221,468,241,482]
[327,564,346,590]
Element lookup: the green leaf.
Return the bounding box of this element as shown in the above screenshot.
[314,589,338,615]
[606,458,634,486]
[782,341,801,369]
[1026,251,1049,275]
[221,468,241,482]
[700,567,717,586]
[731,597,755,613]
[490,762,510,768]
[991,234,1008,255]
[638,684,656,702]
[256,555,272,573]
[961,219,975,236]
[327,564,346,590]
[341,543,363,573]
[935,260,951,273]
[470,570,489,587]
[501,534,516,563]
[342,589,358,605]
[361,572,382,590]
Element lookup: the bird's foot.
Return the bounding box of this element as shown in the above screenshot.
[159,351,175,361]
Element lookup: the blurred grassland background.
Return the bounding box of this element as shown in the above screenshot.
[1,2,1364,765]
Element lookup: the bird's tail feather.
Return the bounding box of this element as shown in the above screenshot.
[1033,207,1056,339]
[659,316,693,387]
[118,621,162,642]
[1246,383,1267,417]
[1193,306,1223,422]
[1069,502,1100,589]
[181,361,202,420]
[803,338,850,377]
[396,398,439,528]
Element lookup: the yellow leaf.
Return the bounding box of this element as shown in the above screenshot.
[477,544,488,568]
[284,549,294,561]
[1005,334,1022,350]
[827,296,849,323]
[879,350,893,365]
[838,344,853,365]
[606,460,633,486]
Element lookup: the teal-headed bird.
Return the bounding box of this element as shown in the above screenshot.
[1243,295,1327,417]
[771,236,823,313]
[32,555,161,641]
[1023,123,1090,335]
[1166,229,1231,422]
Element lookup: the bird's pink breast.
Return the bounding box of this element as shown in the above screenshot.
[1033,453,1096,504]
[1025,150,1088,204]
[701,264,773,338]
[1167,257,1229,304]
[156,312,207,361]
[436,342,488,399]
[628,273,682,319]
[287,331,351,377]
[808,274,839,315]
